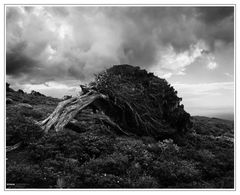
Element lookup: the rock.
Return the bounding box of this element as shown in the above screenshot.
[18,103,33,109]
[62,95,72,101]
[6,98,13,104]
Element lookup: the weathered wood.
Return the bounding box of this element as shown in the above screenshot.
[38,88,159,136]
[39,91,107,133]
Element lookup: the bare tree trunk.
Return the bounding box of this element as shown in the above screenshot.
[38,91,107,133]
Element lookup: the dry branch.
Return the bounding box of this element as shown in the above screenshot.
[38,91,107,133]
[6,142,22,153]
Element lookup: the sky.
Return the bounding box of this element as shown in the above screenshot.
[6,6,234,119]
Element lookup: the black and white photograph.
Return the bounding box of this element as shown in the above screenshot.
[5,5,235,189]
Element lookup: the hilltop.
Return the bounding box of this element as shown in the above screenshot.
[6,65,234,188]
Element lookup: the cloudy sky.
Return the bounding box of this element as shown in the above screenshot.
[6,6,234,118]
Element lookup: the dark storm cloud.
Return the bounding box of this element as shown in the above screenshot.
[68,65,86,79]
[102,7,199,52]
[195,7,234,50]
[102,6,234,52]
[197,7,234,24]
[6,6,22,21]
[6,6,234,85]
[24,7,34,13]
[6,42,39,76]
[122,38,158,66]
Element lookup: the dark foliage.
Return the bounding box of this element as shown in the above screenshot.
[6,112,43,146]
[29,130,115,163]
[6,164,56,188]
[6,83,60,106]
[31,90,46,97]
[6,82,14,92]
[18,89,24,94]
[90,65,192,138]
[6,124,234,188]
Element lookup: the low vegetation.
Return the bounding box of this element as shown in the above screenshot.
[6,65,234,188]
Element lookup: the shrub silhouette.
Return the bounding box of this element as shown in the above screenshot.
[90,65,192,138]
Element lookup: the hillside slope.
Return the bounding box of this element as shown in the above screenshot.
[6,65,234,189]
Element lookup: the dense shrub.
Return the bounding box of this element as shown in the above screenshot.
[132,175,159,188]
[82,152,129,176]
[151,160,200,187]
[29,130,115,163]
[6,124,234,188]
[72,169,129,188]
[6,113,43,146]
[19,108,43,120]
[6,163,55,188]
[90,65,192,138]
